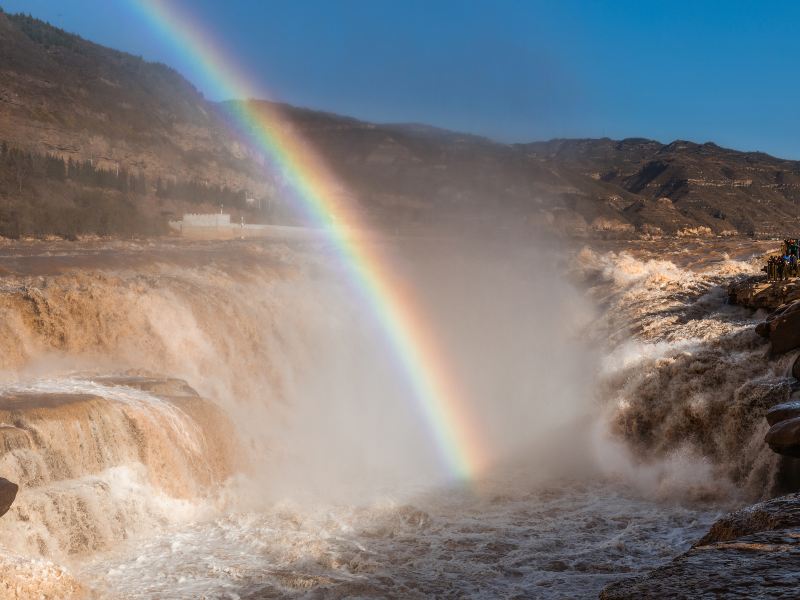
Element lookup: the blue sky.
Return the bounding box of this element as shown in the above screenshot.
[4,1,800,157]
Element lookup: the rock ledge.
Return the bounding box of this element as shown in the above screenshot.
[600,493,800,599]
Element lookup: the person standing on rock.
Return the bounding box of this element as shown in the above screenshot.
[778,256,786,280]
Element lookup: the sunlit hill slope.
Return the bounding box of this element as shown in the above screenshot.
[2,9,800,238]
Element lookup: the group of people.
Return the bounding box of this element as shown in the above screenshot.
[764,239,800,280]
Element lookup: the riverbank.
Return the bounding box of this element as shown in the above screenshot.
[0,236,795,597]
[598,269,800,598]
[601,492,800,599]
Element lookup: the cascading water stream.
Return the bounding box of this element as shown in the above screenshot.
[0,238,784,598]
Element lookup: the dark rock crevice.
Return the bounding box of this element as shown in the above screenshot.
[0,477,17,518]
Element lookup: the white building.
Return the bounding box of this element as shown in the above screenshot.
[181,213,231,227]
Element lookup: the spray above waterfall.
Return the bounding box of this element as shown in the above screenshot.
[130,0,487,482]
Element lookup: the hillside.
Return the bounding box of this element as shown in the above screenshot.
[243,102,800,237]
[0,11,265,190]
[521,138,800,236]
[3,8,800,238]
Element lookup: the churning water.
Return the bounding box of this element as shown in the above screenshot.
[0,238,781,598]
[77,479,717,599]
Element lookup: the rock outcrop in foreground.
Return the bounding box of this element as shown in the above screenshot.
[757,299,800,355]
[728,277,800,458]
[729,276,800,354]
[727,276,800,312]
[0,477,17,518]
[610,280,800,598]
[601,494,800,599]
[766,400,800,457]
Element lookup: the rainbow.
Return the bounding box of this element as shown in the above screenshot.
[132,0,487,482]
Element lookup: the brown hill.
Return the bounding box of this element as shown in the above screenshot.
[0,11,267,190]
[249,103,800,237]
[521,138,800,236]
[2,8,800,238]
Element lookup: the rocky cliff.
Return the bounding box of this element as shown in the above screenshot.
[601,493,800,599]
[618,274,800,598]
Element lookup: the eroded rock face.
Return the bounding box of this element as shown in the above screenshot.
[766,401,800,426]
[729,288,800,353]
[728,273,800,354]
[698,493,800,544]
[728,276,800,312]
[728,278,800,354]
[754,320,770,337]
[764,391,800,458]
[601,532,800,599]
[766,417,800,457]
[763,301,800,354]
[600,494,800,599]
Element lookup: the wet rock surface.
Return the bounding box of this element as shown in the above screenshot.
[729,277,800,353]
[763,388,800,458]
[697,493,800,544]
[766,400,800,426]
[600,493,800,599]
[0,477,18,518]
[761,300,800,354]
[727,276,800,312]
[766,417,800,457]
[729,277,800,456]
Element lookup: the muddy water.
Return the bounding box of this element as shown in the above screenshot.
[78,479,719,599]
[0,237,781,598]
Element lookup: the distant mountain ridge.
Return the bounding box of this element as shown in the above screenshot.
[2,7,800,237]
